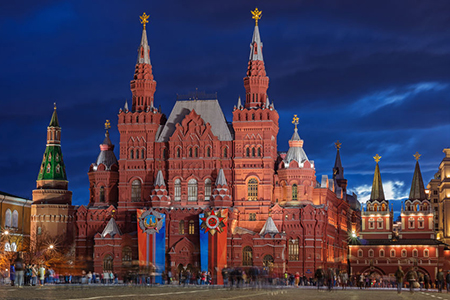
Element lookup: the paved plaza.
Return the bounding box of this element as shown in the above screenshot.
[0,285,450,300]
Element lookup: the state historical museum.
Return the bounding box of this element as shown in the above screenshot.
[30,11,362,283]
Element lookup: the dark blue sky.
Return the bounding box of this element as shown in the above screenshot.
[1,1,449,212]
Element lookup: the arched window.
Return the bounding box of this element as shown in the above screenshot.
[176,147,181,158]
[379,249,385,257]
[252,147,255,157]
[412,249,418,257]
[162,148,167,159]
[206,147,211,158]
[131,179,141,202]
[188,220,195,235]
[141,149,145,159]
[246,148,250,157]
[136,149,139,159]
[188,179,197,201]
[418,217,424,228]
[247,178,258,201]
[11,211,18,231]
[242,246,253,266]
[401,249,407,257]
[179,220,185,235]
[223,147,228,158]
[4,242,11,252]
[263,255,274,267]
[174,179,181,201]
[249,213,256,221]
[390,249,396,257]
[103,255,113,271]
[194,147,198,158]
[368,249,374,257]
[424,249,429,257]
[358,249,363,257]
[381,203,386,211]
[257,147,261,157]
[11,243,17,252]
[292,184,298,201]
[373,203,378,211]
[99,186,105,202]
[122,247,132,262]
[188,148,192,157]
[408,218,415,229]
[204,179,211,201]
[377,218,383,229]
[56,164,60,173]
[130,149,134,159]
[288,239,299,261]
[368,218,375,229]
[5,209,11,228]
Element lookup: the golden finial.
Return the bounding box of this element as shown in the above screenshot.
[292,114,299,130]
[54,102,57,110]
[105,120,111,131]
[335,140,341,150]
[251,8,262,26]
[140,12,150,29]
[414,152,421,161]
[373,154,381,163]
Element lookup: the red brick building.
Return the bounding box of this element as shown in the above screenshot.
[32,12,362,280]
[350,155,450,282]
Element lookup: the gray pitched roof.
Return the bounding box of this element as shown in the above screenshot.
[409,161,426,201]
[249,25,264,61]
[137,28,151,65]
[259,216,279,235]
[93,133,118,171]
[156,100,233,142]
[284,128,310,167]
[101,218,122,237]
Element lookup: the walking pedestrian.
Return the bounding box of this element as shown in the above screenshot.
[406,267,418,294]
[437,268,444,293]
[395,266,404,294]
[314,267,324,290]
[14,253,24,287]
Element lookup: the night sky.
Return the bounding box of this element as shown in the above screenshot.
[1,1,449,215]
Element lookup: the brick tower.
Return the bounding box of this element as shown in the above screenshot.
[232,8,279,232]
[31,105,75,247]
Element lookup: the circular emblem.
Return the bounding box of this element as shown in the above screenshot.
[143,215,158,229]
[206,215,220,229]
[139,209,163,234]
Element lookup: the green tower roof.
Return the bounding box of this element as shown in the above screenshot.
[49,104,59,127]
[37,145,67,181]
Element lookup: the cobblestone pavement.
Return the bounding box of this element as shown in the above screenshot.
[1,285,450,300]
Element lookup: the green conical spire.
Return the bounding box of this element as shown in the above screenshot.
[370,154,385,201]
[37,105,67,181]
[49,103,59,127]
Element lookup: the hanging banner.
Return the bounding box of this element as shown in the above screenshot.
[137,209,165,284]
[199,209,228,284]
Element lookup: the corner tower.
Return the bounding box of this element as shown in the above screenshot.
[232,8,279,231]
[31,105,75,247]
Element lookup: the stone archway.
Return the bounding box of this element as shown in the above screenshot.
[263,254,274,268]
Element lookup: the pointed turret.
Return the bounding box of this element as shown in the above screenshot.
[37,105,67,182]
[333,140,347,199]
[101,217,122,237]
[237,96,242,109]
[124,99,129,112]
[151,169,170,207]
[243,8,269,109]
[284,115,312,168]
[370,154,385,202]
[131,13,157,112]
[212,168,231,206]
[33,105,72,204]
[92,120,118,171]
[409,152,426,201]
[259,216,279,235]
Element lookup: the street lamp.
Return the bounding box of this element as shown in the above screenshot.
[348,230,359,277]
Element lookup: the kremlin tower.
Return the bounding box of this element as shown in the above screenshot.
[31,105,75,246]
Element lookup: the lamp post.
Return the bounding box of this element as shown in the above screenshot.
[348,231,358,277]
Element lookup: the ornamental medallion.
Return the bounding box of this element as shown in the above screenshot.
[139,209,163,234]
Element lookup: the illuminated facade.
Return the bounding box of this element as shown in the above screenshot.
[31,11,362,280]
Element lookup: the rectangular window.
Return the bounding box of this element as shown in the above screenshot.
[288,239,299,261]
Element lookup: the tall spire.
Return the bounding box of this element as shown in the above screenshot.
[243,8,269,109]
[409,152,426,201]
[333,140,344,180]
[370,154,385,201]
[49,102,59,127]
[131,13,157,112]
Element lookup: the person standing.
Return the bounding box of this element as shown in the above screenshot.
[314,267,323,290]
[38,265,46,286]
[340,271,348,290]
[437,268,444,293]
[394,266,404,294]
[14,254,24,287]
[424,273,430,291]
[31,264,38,286]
